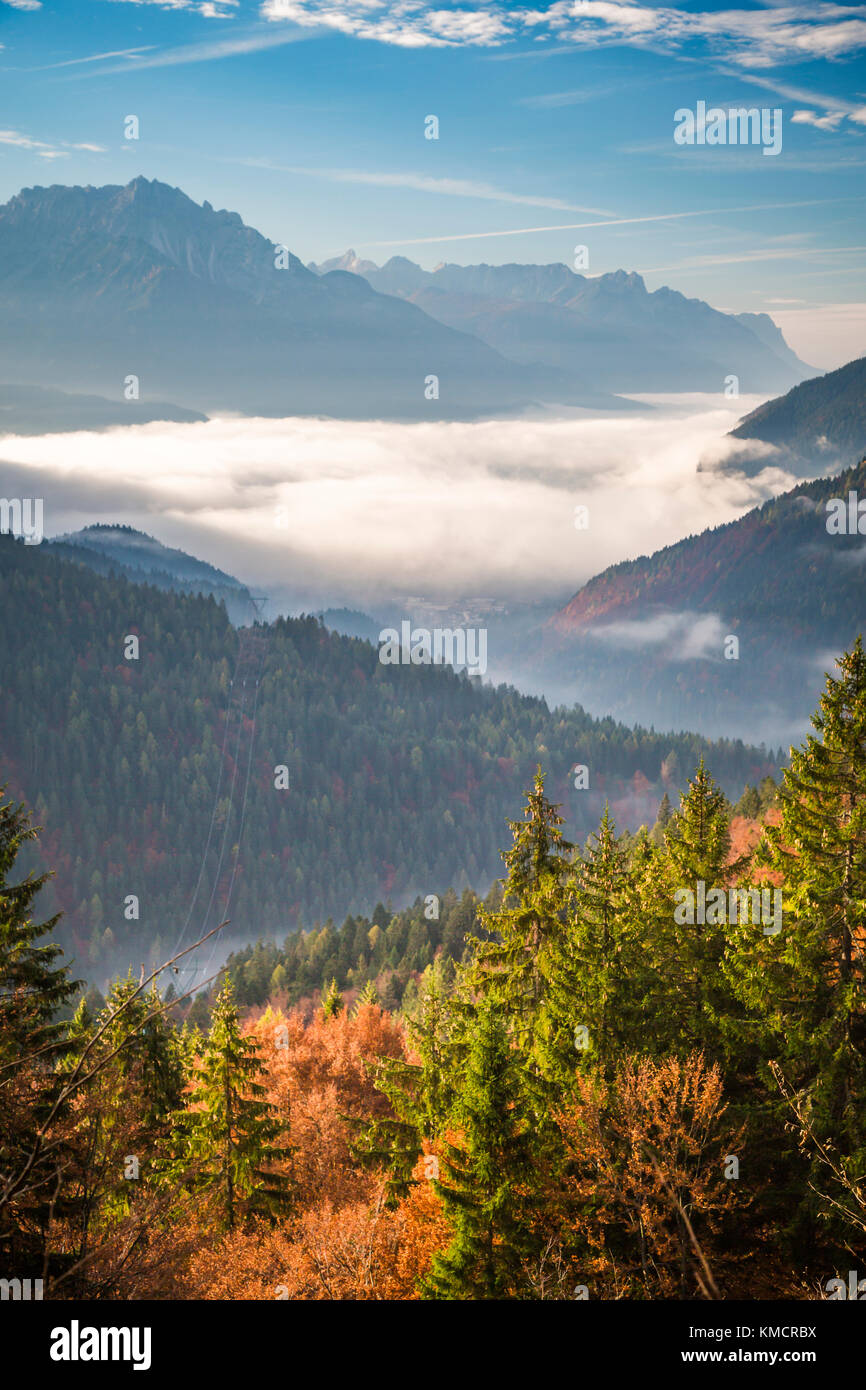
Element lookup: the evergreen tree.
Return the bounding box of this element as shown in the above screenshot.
[321,976,344,1018]
[0,791,77,1269]
[354,963,462,1202]
[470,769,573,1064]
[726,641,866,1211]
[424,1000,538,1299]
[655,760,735,1055]
[62,974,188,1248]
[166,980,289,1230]
[354,979,379,1011]
[540,807,646,1084]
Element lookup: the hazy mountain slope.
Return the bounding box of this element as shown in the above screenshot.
[730,355,866,472]
[49,524,256,624]
[309,253,815,395]
[0,533,775,979]
[0,383,206,434]
[0,178,626,420]
[498,458,866,745]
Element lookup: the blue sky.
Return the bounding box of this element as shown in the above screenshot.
[1,0,865,363]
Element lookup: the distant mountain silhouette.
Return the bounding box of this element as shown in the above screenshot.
[309,252,815,395]
[0,382,205,434]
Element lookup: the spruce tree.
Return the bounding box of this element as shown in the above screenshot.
[726,641,866,1206]
[655,759,735,1056]
[470,768,573,1064]
[0,791,77,1268]
[424,1000,538,1299]
[541,807,646,1084]
[353,964,462,1202]
[166,979,289,1230]
[63,976,187,1241]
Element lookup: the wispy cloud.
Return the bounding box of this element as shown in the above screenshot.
[641,245,866,275]
[0,128,106,158]
[89,26,312,74]
[728,71,866,130]
[28,47,156,72]
[0,129,66,159]
[365,197,856,248]
[236,157,613,215]
[1,1,42,10]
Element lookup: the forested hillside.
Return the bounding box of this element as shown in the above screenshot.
[506,457,866,742]
[731,354,866,468]
[0,534,776,981]
[2,649,862,1300]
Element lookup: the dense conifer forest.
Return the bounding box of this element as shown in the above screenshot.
[0,534,777,979]
[1,645,863,1299]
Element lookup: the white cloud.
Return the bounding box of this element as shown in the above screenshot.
[589,610,728,661]
[2,1,42,10]
[0,129,49,150]
[253,1,866,68]
[0,129,104,159]
[0,398,794,609]
[106,0,238,15]
[792,108,845,130]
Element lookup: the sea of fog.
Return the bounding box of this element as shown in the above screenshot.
[0,393,797,616]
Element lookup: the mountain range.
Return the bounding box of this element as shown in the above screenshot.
[310,249,815,395]
[0,177,623,421]
[0,177,813,423]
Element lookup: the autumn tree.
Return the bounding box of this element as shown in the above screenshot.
[558,1054,741,1298]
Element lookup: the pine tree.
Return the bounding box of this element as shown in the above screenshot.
[0,791,78,1269]
[726,641,866,1208]
[166,979,290,1230]
[424,1000,538,1299]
